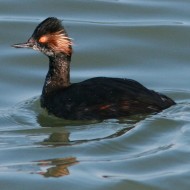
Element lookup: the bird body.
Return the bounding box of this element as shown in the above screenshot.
[41,77,175,120]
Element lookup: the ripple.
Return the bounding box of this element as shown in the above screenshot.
[0,96,137,148]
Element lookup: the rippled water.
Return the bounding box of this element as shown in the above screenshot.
[0,1,190,190]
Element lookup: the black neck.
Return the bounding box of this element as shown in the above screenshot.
[42,53,71,95]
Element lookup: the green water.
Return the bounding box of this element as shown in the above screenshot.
[0,0,190,190]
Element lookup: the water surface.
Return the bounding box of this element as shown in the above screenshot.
[0,0,190,190]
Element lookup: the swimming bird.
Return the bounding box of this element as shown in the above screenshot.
[12,17,175,120]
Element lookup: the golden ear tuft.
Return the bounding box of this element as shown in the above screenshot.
[48,31,72,55]
[38,30,72,55]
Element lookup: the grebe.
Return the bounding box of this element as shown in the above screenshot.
[12,17,175,120]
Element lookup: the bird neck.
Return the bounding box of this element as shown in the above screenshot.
[42,53,71,95]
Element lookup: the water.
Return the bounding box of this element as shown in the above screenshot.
[0,0,190,189]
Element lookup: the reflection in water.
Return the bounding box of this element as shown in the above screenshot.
[42,126,134,146]
[45,132,70,143]
[36,157,78,178]
[0,157,78,178]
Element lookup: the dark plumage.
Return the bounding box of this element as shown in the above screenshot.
[12,17,175,120]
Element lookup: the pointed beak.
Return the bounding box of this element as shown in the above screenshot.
[12,41,34,49]
[12,37,36,49]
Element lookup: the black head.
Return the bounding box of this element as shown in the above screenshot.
[12,17,72,57]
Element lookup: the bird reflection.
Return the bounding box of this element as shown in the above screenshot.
[36,157,78,177]
[41,126,133,146]
[37,112,146,146]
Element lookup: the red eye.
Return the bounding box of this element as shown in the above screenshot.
[39,36,48,43]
